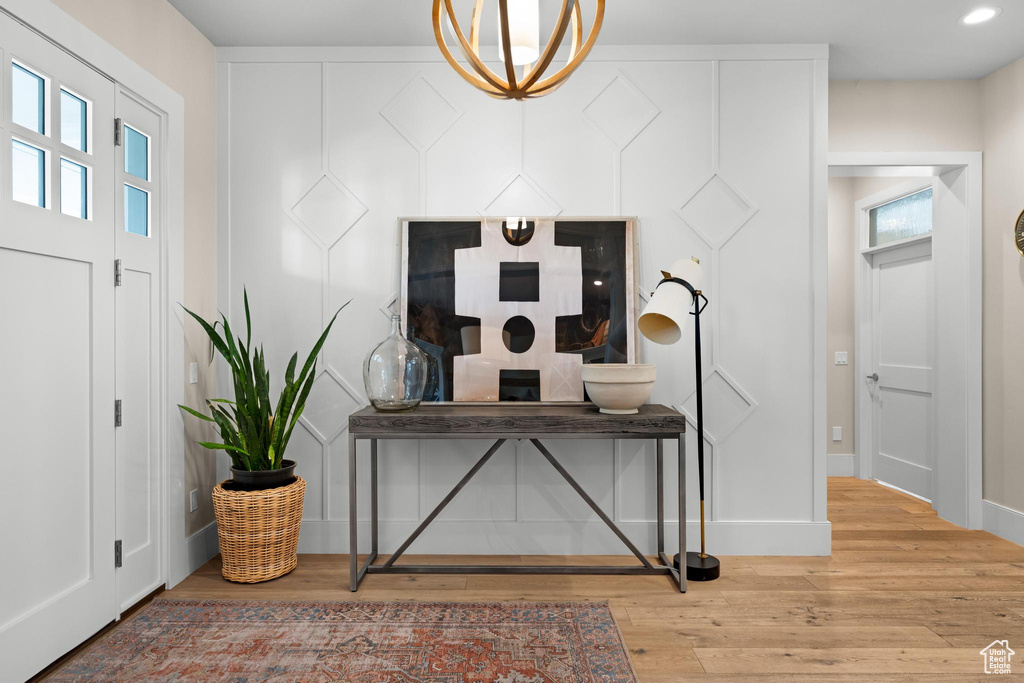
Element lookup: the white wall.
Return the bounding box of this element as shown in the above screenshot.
[980,56,1024,532]
[217,46,830,556]
[827,177,855,466]
[830,80,982,152]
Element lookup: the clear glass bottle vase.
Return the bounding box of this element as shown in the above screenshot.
[363,314,428,411]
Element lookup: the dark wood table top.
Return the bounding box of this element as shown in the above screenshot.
[349,403,686,437]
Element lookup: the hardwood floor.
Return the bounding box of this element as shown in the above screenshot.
[166,477,1024,681]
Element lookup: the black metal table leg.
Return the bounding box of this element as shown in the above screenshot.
[348,434,358,591]
[657,439,664,555]
[678,432,686,592]
[371,439,378,558]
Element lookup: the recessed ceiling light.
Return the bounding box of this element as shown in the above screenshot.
[594,280,603,286]
[959,7,1002,25]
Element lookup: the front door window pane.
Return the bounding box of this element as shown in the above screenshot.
[12,63,45,134]
[869,188,933,247]
[12,139,45,207]
[124,125,148,180]
[60,158,87,219]
[60,89,87,152]
[124,183,149,236]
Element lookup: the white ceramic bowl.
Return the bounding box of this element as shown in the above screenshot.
[581,363,656,415]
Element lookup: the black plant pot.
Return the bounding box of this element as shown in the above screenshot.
[229,459,297,491]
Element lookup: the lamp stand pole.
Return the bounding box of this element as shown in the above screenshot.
[673,284,720,581]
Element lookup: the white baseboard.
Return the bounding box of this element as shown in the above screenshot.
[296,519,832,556]
[180,521,219,582]
[982,500,1024,547]
[828,454,856,477]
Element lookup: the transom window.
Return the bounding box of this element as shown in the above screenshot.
[60,158,88,219]
[120,120,152,237]
[123,124,148,180]
[9,58,93,218]
[869,188,933,247]
[12,61,46,134]
[12,138,45,207]
[60,88,88,152]
[123,183,149,236]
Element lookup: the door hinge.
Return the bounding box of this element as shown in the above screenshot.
[114,540,122,568]
[115,259,122,287]
[115,399,122,427]
[114,118,123,146]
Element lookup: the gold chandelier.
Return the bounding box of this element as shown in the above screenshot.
[432,0,605,100]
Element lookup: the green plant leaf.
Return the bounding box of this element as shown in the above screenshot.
[243,287,252,349]
[178,404,215,422]
[197,442,249,456]
[207,402,246,466]
[220,311,242,367]
[280,402,305,457]
[269,382,294,461]
[285,352,298,386]
[180,304,236,371]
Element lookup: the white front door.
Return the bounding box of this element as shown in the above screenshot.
[0,12,117,681]
[868,239,934,500]
[114,90,163,613]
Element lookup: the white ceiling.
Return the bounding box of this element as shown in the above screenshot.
[167,0,1024,80]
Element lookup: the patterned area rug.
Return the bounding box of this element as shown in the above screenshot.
[52,599,637,682]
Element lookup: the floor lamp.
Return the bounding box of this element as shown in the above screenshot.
[638,257,720,581]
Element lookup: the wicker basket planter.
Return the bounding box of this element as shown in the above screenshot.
[212,476,305,583]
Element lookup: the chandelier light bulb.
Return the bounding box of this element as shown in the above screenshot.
[499,0,540,66]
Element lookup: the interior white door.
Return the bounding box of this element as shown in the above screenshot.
[0,12,117,682]
[868,238,935,500]
[114,89,163,613]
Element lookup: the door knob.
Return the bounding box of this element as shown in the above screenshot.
[867,373,879,381]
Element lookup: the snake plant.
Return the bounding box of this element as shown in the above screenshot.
[179,289,348,471]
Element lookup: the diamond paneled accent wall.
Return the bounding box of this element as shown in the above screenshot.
[217,47,829,555]
[291,176,368,248]
[582,74,660,149]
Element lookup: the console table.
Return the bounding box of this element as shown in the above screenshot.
[347,404,687,592]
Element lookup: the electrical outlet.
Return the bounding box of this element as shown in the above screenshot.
[189,489,199,513]
[189,362,198,384]
[832,426,842,442]
[835,352,848,366]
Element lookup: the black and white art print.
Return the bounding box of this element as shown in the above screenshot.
[400,218,637,403]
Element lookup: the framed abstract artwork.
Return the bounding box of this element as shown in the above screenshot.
[400,217,638,403]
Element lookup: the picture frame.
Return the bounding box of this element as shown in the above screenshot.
[398,217,638,404]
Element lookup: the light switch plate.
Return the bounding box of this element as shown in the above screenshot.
[189,362,199,384]
[189,489,199,513]
[835,351,849,365]
[832,426,842,442]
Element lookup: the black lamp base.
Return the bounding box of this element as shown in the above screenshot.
[674,552,721,581]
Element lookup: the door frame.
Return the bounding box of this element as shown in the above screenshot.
[830,152,982,529]
[2,0,188,589]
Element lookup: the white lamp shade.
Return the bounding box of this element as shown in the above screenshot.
[638,258,705,345]
[498,0,540,65]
